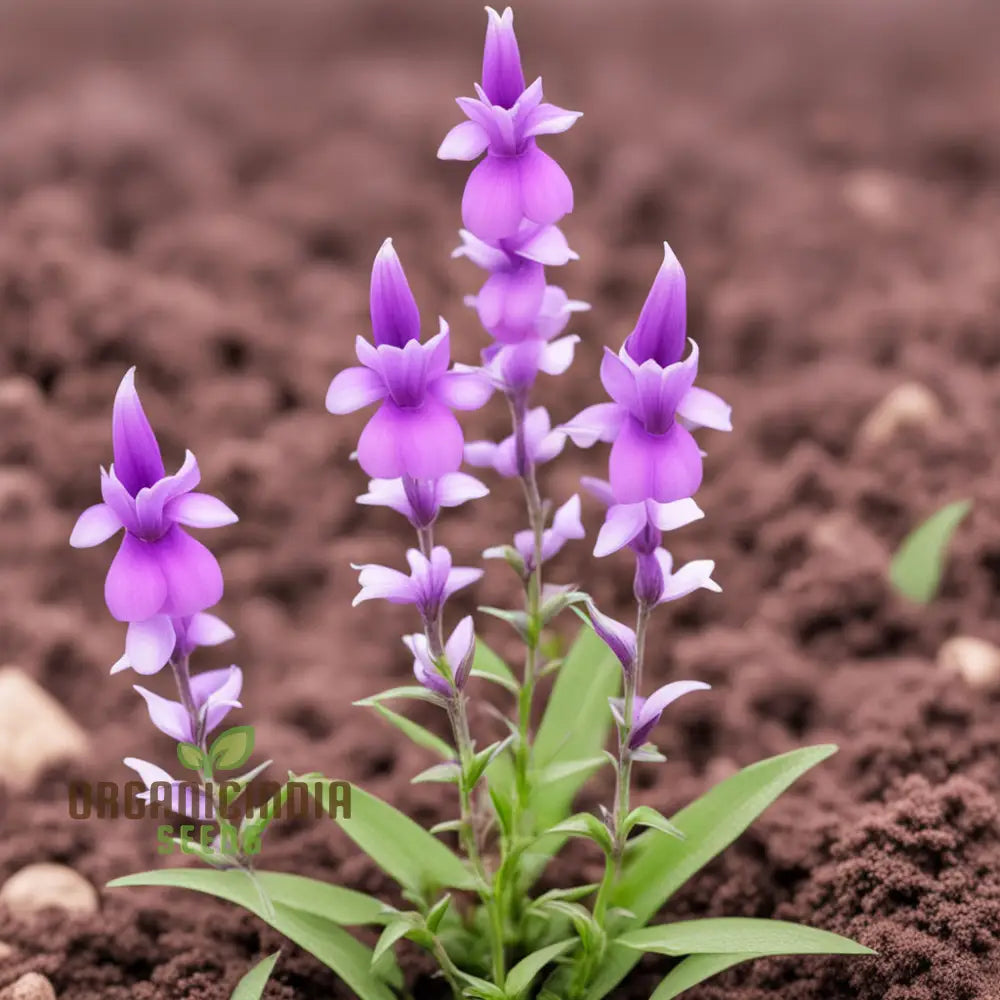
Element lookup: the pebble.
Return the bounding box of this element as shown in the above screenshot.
[937,636,1000,691]
[857,383,943,447]
[842,168,902,226]
[0,941,14,961]
[0,668,89,792]
[0,864,98,918]
[0,973,56,1000]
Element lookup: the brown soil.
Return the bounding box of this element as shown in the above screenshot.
[1,0,999,997]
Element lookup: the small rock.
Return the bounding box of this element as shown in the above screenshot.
[0,668,89,792]
[938,636,1000,691]
[842,169,901,226]
[0,940,14,961]
[857,383,943,447]
[0,863,98,918]
[0,973,56,1000]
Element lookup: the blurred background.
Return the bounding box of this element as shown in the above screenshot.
[0,0,998,997]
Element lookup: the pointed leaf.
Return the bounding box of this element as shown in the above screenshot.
[412,762,462,785]
[210,725,255,771]
[890,499,971,603]
[472,638,518,686]
[372,918,417,967]
[231,952,280,999]
[371,704,453,759]
[617,918,873,956]
[536,754,610,784]
[648,954,762,1000]
[354,685,449,708]
[109,869,399,999]
[624,805,684,841]
[506,939,577,997]
[308,781,479,893]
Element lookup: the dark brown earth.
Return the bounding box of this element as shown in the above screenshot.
[1,0,999,997]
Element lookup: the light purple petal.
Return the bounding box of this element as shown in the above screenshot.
[580,476,616,509]
[353,563,415,606]
[452,229,508,270]
[70,503,122,548]
[123,757,176,790]
[599,348,641,415]
[518,145,573,227]
[133,684,192,742]
[552,494,584,540]
[124,757,210,821]
[464,440,502,470]
[101,467,139,535]
[515,224,577,266]
[482,6,525,109]
[405,633,453,697]
[153,525,224,618]
[462,154,524,242]
[594,502,648,558]
[105,533,168,622]
[436,472,489,507]
[609,417,703,505]
[357,399,465,480]
[325,366,386,414]
[625,242,687,367]
[166,492,238,529]
[438,120,490,161]
[660,559,721,604]
[196,666,244,735]
[111,368,165,495]
[445,616,476,689]
[442,567,485,603]
[370,238,421,348]
[356,478,412,518]
[647,497,704,533]
[561,402,625,447]
[587,603,637,675]
[185,612,235,648]
[522,101,582,138]
[630,680,711,749]
[434,371,494,410]
[538,335,579,376]
[476,259,547,333]
[110,654,131,675]
[125,615,176,675]
[677,386,733,432]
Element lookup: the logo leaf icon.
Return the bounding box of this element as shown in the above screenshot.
[209,726,255,771]
[177,742,206,771]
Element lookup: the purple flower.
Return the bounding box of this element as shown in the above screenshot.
[587,603,637,676]
[636,549,721,608]
[466,406,565,478]
[404,616,476,697]
[510,494,584,570]
[123,757,211,820]
[133,665,243,743]
[581,476,704,558]
[357,473,489,530]
[438,9,581,242]
[353,546,483,625]
[111,611,235,677]
[562,244,731,504]
[627,680,711,751]
[70,369,237,628]
[326,240,492,479]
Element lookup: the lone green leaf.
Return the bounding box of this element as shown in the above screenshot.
[890,499,971,603]
[231,952,280,999]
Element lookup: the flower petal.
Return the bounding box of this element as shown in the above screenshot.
[630,680,711,749]
[624,242,687,367]
[438,120,490,161]
[580,476,616,509]
[522,101,582,138]
[519,145,573,227]
[111,368,165,495]
[481,5,525,109]
[647,497,704,533]
[436,472,489,507]
[594,502,648,557]
[462,154,524,242]
[677,386,733,432]
[357,400,465,480]
[195,666,244,735]
[166,492,239,529]
[445,615,476,689]
[70,503,122,548]
[353,563,415,605]
[442,567,485,602]
[133,684,192,742]
[661,559,721,604]
[515,223,577,266]
[125,616,176,675]
[560,402,625,447]
[609,417,703,504]
[434,371,494,410]
[185,612,235,648]
[370,238,421,347]
[325,366,386,414]
[153,525,224,618]
[587,603,636,675]
[105,533,168,622]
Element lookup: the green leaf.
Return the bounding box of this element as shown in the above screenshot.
[648,953,761,1000]
[210,726,255,771]
[618,918,873,956]
[530,884,600,907]
[309,781,478,894]
[890,499,971,603]
[426,893,452,933]
[536,754,610,785]
[177,742,205,771]
[624,805,684,841]
[581,745,839,999]
[479,606,531,639]
[467,736,515,790]
[469,669,520,695]
[472,638,518,687]
[354,685,448,708]
[371,705,453,759]
[108,869,399,999]
[231,951,280,999]
[412,762,462,785]
[505,939,577,997]
[545,813,613,855]
[525,625,620,878]
[371,918,417,967]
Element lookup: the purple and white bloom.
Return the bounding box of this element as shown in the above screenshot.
[466,406,565,479]
[438,8,581,242]
[581,476,704,559]
[70,369,237,629]
[562,244,731,504]
[510,493,584,569]
[357,473,489,530]
[636,549,721,608]
[403,616,476,697]
[133,665,243,743]
[111,610,235,677]
[587,603,637,676]
[627,681,711,751]
[123,757,211,820]
[353,546,483,625]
